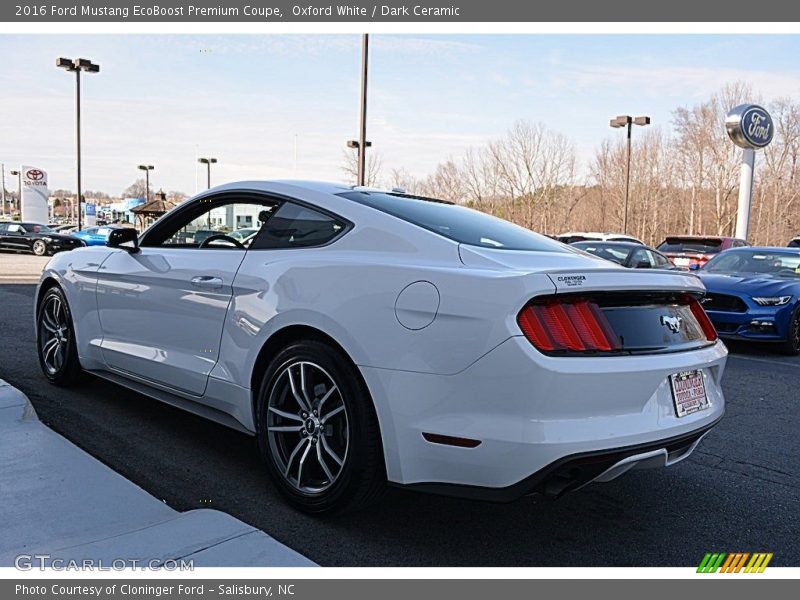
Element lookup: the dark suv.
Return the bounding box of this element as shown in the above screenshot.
[657,235,749,269]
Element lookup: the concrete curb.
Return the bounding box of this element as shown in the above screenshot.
[0,380,316,568]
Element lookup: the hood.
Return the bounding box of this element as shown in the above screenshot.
[698,272,800,296]
[36,232,81,242]
[458,244,705,294]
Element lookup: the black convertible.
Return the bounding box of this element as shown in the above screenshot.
[0,221,85,256]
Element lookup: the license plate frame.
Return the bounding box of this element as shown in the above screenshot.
[669,369,710,418]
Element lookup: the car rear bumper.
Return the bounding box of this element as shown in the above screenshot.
[397,418,719,501]
[362,337,727,491]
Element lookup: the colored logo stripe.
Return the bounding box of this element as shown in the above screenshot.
[697,552,773,573]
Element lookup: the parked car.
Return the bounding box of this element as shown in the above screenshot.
[696,247,800,354]
[230,227,260,243]
[788,236,800,248]
[657,235,748,269]
[0,221,85,256]
[556,231,645,245]
[51,224,77,234]
[572,241,675,269]
[71,225,126,246]
[35,180,726,514]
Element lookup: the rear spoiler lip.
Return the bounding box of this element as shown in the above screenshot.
[542,268,705,295]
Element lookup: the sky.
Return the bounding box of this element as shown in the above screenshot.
[1,34,800,197]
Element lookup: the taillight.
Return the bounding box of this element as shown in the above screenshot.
[518,299,621,353]
[687,296,718,341]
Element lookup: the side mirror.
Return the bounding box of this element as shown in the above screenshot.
[107,228,139,253]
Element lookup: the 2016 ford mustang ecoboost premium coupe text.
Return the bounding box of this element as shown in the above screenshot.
[35,181,726,513]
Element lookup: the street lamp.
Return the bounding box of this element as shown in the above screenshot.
[610,114,650,234]
[197,157,217,189]
[137,164,154,203]
[346,34,370,187]
[9,169,21,216]
[57,57,100,233]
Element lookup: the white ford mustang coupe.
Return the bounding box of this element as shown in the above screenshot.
[36,181,726,513]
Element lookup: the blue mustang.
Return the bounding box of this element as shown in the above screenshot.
[696,247,800,355]
[71,225,123,246]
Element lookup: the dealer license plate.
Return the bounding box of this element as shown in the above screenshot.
[673,257,691,266]
[670,370,710,418]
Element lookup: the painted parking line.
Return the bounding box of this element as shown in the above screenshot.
[728,354,800,369]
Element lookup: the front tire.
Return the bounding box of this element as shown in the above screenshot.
[255,340,385,515]
[36,286,86,386]
[780,307,800,356]
[32,240,47,256]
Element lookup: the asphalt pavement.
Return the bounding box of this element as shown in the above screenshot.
[0,282,797,567]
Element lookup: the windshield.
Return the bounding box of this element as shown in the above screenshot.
[21,223,53,233]
[657,238,723,254]
[703,250,800,278]
[339,191,568,252]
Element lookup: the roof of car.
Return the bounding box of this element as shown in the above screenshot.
[206,180,384,197]
[723,246,800,253]
[572,240,643,247]
[663,235,742,241]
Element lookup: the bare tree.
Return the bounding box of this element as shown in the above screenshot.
[342,150,383,187]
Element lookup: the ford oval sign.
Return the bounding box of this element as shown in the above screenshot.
[726,104,774,149]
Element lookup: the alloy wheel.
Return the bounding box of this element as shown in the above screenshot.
[38,294,69,375]
[266,361,349,494]
[33,240,47,256]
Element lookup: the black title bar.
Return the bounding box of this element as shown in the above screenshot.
[4,0,800,22]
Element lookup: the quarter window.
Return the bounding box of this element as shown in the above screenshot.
[249,202,345,250]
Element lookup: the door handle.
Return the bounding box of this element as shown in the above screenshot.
[190,275,224,289]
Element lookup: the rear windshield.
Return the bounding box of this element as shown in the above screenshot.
[339,191,567,252]
[657,238,723,254]
[573,243,631,264]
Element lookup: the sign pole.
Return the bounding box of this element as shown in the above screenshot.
[735,148,755,240]
[725,104,773,242]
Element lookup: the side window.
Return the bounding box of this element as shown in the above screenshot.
[145,198,279,248]
[250,202,346,250]
[631,248,655,268]
[9,224,24,235]
[653,252,670,267]
[0,224,7,234]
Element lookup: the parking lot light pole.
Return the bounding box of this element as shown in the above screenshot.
[57,57,100,233]
[346,34,370,187]
[9,170,21,216]
[610,114,650,234]
[197,157,217,189]
[137,165,154,203]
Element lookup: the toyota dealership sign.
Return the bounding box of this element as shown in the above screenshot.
[21,165,49,224]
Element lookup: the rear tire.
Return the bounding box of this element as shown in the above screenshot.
[32,240,47,256]
[36,286,87,386]
[255,339,385,515]
[780,307,800,356]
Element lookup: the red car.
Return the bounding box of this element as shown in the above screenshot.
[656,235,749,269]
